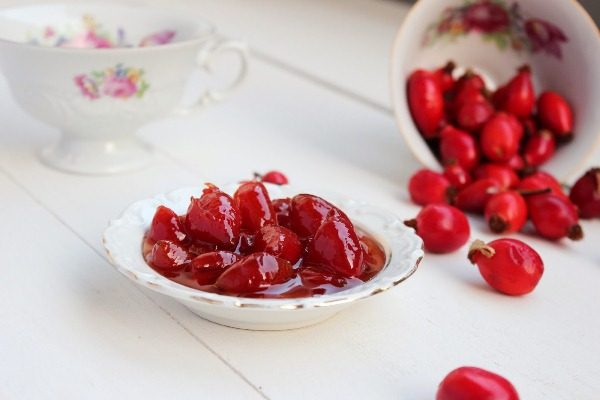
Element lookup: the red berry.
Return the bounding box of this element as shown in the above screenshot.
[484,191,527,233]
[498,65,535,118]
[234,181,277,233]
[443,164,472,190]
[434,61,456,92]
[569,168,600,219]
[440,125,479,170]
[469,238,543,296]
[290,194,340,238]
[503,153,525,172]
[215,252,293,293]
[407,69,444,138]
[148,205,186,243]
[437,366,520,400]
[189,251,241,285]
[305,212,364,277]
[253,225,302,264]
[148,240,191,272]
[454,178,501,214]
[473,163,520,190]
[480,113,523,162]
[260,170,288,185]
[404,204,470,253]
[524,130,556,167]
[185,184,241,249]
[518,171,565,198]
[527,193,583,241]
[408,169,452,206]
[456,99,494,132]
[271,198,292,228]
[538,91,574,139]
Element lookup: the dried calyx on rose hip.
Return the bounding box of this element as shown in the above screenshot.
[404,204,470,253]
[468,238,543,296]
[569,167,600,219]
[437,366,520,400]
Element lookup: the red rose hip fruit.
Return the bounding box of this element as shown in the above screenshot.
[524,130,556,167]
[480,113,523,162]
[148,240,191,272]
[408,169,452,206]
[468,238,543,296]
[527,193,583,240]
[453,178,501,214]
[253,225,302,264]
[484,191,527,233]
[437,366,520,400]
[498,65,535,118]
[439,125,479,170]
[259,170,288,185]
[569,168,600,219]
[444,164,472,190]
[148,205,187,243]
[215,252,293,293]
[473,163,520,190]
[407,69,445,138]
[234,181,277,233]
[537,91,574,139]
[189,251,241,285]
[290,194,340,238]
[404,204,470,253]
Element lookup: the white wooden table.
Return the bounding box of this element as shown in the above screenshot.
[1,1,599,399]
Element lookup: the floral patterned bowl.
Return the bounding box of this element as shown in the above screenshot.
[391,0,600,180]
[0,4,248,175]
[102,184,424,330]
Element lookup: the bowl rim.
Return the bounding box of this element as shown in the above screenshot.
[0,2,217,53]
[102,184,424,311]
[389,0,600,180]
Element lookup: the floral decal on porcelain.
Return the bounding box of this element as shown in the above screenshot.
[424,0,568,59]
[75,64,149,100]
[29,14,175,49]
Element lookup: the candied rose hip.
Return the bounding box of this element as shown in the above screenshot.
[272,198,292,228]
[484,191,527,234]
[437,366,520,400]
[305,212,364,278]
[189,251,241,285]
[215,252,293,293]
[234,181,277,232]
[148,240,191,272]
[290,194,340,238]
[299,267,347,288]
[185,184,241,249]
[469,238,543,296]
[569,168,600,219]
[404,204,470,253]
[527,193,583,241]
[359,234,387,280]
[407,69,445,138]
[253,225,302,264]
[408,169,452,206]
[148,205,186,243]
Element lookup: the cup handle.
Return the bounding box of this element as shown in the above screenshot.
[177,36,248,115]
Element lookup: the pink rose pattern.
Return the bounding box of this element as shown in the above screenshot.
[74,64,149,100]
[424,0,568,59]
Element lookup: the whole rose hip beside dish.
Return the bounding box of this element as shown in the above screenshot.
[437,366,520,400]
[468,238,543,295]
[404,204,470,253]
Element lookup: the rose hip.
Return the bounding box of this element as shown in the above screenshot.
[498,65,535,118]
[290,194,340,238]
[527,193,583,240]
[404,204,470,253]
[148,240,191,273]
[259,170,289,185]
[473,163,520,190]
[503,153,526,172]
[408,169,452,206]
[434,61,456,92]
[469,238,543,296]
[518,171,566,198]
[253,225,302,264]
[439,125,479,170]
[484,191,527,233]
[524,130,556,167]
[569,168,600,219]
[148,205,187,243]
[215,252,293,293]
[444,164,472,190]
[234,181,277,233]
[437,366,520,400]
[456,99,494,132]
[480,112,523,162]
[189,251,241,285]
[407,69,444,138]
[538,91,574,139]
[453,178,501,214]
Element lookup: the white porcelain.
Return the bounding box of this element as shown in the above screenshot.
[102,184,424,330]
[0,3,248,175]
[391,0,600,180]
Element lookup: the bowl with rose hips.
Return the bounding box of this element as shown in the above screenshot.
[391,0,600,180]
[103,181,423,330]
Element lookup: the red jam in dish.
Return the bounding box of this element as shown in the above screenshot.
[142,182,386,299]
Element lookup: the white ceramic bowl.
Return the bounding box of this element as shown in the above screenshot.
[102,184,423,330]
[391,0,600,180]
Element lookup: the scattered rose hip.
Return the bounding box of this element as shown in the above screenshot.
[257,170,289,185]
[405,62,586,242]
[437,366,520,400]
[404,204,470,254]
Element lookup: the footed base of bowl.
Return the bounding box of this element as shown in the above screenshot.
[39,136,155,175]
[185,305,341,331]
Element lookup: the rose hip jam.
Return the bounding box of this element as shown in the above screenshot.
[142,183,386,299]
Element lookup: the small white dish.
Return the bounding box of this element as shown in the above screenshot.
[0,3,248,175]
[102,184,423,331]
[391,0,600,180]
